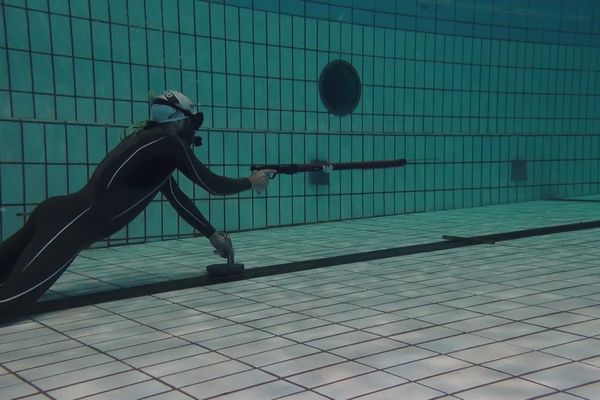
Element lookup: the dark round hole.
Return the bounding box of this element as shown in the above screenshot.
[319,60,361,116]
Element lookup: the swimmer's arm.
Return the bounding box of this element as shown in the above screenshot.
[167,136,252,196]
[160,176,216,237]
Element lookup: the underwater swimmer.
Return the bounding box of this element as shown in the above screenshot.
[0,90,275,313]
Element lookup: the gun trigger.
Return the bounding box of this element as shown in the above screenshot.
[269,172,278,179]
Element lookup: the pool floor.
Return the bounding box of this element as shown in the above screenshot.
[1,196,600,399]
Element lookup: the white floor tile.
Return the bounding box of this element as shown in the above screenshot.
[472,322,546,341]
[541,338,600,361]
[418,333,494,353]
[158,359,248,387]
[0,374,24,389]
[46,371,149,400]
[215,380,304,400]
[456,378,554,400]
[385,355,472,381]
[262,353,346,377]
[181,369,276,399]
[566,381,600,399]
[126,344,208,369]
[419,366,510,394]
[32,361,132,391]
[523,362,600,390]
[80,380,171,400]
[287,361,374,388]
[142,391,195,400]
[483,350,571,375]
[314,371,407,400]
[0,382,39,400]
[449,342,529,364]
[356,382,444,400]
[505,330,583,351]
[533,394,582,400]
[356,347,438,369]
[278,390,331,399]
[329,338,406,359]
[305,330,380,351]
[142,352,230,378]
[239,344,321,368]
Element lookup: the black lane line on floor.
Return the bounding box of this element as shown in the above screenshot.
[6,219,600,320]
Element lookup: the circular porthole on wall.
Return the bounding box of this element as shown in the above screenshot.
[319,60,361,116]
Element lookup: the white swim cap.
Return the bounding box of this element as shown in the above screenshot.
[151,90,197,123]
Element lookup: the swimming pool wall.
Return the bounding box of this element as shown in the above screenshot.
[1,0,599,245]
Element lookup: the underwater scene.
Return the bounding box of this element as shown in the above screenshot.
[1,0,600,398]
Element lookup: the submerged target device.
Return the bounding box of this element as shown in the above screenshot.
[206,233,245,277]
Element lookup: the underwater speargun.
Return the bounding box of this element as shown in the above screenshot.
[250,159,414,179]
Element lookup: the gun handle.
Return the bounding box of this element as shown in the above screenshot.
[251,166,278,179]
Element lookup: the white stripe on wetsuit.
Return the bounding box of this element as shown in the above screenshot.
[106,137,167,189]
[21,207,91,272]
[0,252,79,303]
[110,178,168,221]
[178,140,219,195]
[168,178,208,229]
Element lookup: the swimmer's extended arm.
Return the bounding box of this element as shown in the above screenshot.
[167,136,252,196]
[160,176,217,237]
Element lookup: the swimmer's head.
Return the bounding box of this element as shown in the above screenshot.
[150,90,204,144]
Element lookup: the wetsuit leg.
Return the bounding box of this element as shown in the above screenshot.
[0,196,94,314]
[0,213,37,283]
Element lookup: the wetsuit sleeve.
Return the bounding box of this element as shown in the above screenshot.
[168,136,252,196]
[160,176,216,237]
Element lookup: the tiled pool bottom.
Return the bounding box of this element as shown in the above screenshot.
[1,227,600,399]
[41,195,600,301]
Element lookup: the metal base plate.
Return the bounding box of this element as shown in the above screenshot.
[206,263,245,277]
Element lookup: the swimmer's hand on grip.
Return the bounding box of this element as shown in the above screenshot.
[246,169,276,192]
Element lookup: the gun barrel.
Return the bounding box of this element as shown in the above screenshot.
[251,159,407,175]
[328,159,407,170]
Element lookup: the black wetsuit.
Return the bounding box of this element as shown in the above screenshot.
[0,123,251,313]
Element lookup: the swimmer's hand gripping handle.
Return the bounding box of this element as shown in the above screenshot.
[251,159,408,179]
